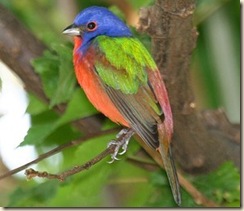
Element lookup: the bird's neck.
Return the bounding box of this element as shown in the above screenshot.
[73,36,97,71]
[74,36,82,52]
[73,36,93,56]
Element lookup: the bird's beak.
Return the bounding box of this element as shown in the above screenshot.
[62,24,85,36]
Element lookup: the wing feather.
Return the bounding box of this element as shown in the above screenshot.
[105,84,161,149]
[92,36,166,149]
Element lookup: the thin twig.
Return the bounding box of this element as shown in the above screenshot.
[25,144,116,181]
[0,127,119,181]
[25,128,134,181]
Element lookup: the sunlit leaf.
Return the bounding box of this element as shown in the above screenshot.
[32,50,59,99]
[20,121,57,146]
[57,89,97,126]
[32,43,76,108]
[26,93,48,115]
[49,43,76,107]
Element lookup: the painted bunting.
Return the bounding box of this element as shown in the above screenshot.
[63,6,181,205]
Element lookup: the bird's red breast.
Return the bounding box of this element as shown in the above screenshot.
[73,37,129,127]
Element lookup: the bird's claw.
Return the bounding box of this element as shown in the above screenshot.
[107,140,123,163]
[107,150,120,164]
[118,138,129,155]
[107,128,133,163]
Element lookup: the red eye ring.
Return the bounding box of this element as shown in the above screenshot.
[86,21,97,31]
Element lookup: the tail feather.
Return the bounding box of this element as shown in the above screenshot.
[157,122,181,205]
[158,144,181,206]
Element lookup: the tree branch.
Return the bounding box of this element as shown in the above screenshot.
[24,128,134,181]
[24,143,116,181]
[137,0,240,173]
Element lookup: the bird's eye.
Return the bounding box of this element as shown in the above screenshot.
[86,22,97,31]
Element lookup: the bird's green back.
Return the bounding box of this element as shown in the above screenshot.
[94,35,157,94]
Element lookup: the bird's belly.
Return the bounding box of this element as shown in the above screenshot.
[74,59,129,127]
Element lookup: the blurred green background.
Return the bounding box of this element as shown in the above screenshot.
[0,0,240,207]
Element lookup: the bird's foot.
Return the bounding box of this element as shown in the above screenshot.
[107,128,134,164]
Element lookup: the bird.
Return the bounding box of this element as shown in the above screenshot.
[63,6,181,205]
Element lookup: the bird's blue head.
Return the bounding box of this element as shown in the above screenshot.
[63,6,132,52]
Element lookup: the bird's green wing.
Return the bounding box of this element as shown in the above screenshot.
[94,36,163,149]
[95,36,156,94]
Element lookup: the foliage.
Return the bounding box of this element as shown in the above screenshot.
[0,0,240,208]
[193,162,240,207]
[31,43,76,108]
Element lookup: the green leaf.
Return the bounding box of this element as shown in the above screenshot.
[20,121,57,146]
[20,110,59,146]
[40,123,81,147]
[8,181,59,206]
[193,161,240,207]
[57,88,97,126]
[49,44,76,107]
[31,43,76,108]
[32,50,59,99]
[26,93,48,115]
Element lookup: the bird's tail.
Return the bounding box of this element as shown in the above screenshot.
[157,125,181,206]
